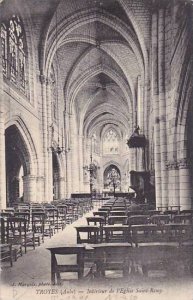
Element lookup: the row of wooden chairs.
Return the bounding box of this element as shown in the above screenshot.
[47,199,193,285]
[0,198,93,267]
[75,222,193,246]
[48,242,193,285]
[92,211,193,225]
[74,199,193,245]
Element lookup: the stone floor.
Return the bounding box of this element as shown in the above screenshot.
[1,207,193,300]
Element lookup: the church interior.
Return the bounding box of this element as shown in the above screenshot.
[0,0,193,297]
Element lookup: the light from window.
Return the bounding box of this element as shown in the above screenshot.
[103,129,119,155]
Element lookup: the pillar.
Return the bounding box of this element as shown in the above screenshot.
[0,41,6,209]
[65,112,72,197]
[166,161,180,207]
[69,113,80,193]
[40,75,49,202]
[58,177,65,199]
[0,112,6,209]
[152,7,162,208]
[46,77,54,202]
[23,175,37,203]
[178,158,193,210]
[78,135,84,192]
[158,4,168,207]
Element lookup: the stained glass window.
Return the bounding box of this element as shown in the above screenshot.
[103,129,119,155]
[1,15,27,93]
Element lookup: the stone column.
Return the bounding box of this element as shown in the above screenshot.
[166,161,180,207]
[0,44,6,209]
[46,78,53,202]
[152,8,162,209]
[83,138,91,193]
[78,135,84,192]
[69,113,80,193]
[178,158,193,210]
[36,176,45,202]
[23,175,37,203]
[137,76,142,129]
[59,153,66,198]
[65,113,72,197]
[40,75,49,202]
[58,177,65,199]
[0,112,6,209]
[158,5,168,208]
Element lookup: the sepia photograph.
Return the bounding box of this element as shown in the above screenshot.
[0,0,193,299]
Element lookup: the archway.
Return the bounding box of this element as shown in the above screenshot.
[103,165,121,194]
[5,125,31,206]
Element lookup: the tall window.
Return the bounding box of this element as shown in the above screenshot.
[1,15,27,93]
[103,129,119,155]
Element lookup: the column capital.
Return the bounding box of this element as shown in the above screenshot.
[165,160,178,170]
[177,158,191,169]
[22,175,37,181]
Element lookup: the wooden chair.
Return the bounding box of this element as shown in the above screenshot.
[66,203,77,223]
[57,205,67,229]
[0,217,13,267]
[130,224,158,247]
[47,245,86,285]
[3,208,15,214]
[180,209,193,216]
[32,212,45,245]
[92,243,132,278]
[103,225,131,243]
[75,226,100,244]
[163,224,193,246]
[45,208,58,234]
[108,216,128,225]
[14,212,30,230]
[98,208,111,213]
[173,214,193,224]
[164,210,178,221]
[131,244,192,277]
[127,211,145,217]
[7,217,35,255]
[128,215,150,226]
[86,217,105,242]
[93,211,107,224]
[109,211,126,216]
[150,214,170,225]
[0,211,14,218]
[111,206,126,211]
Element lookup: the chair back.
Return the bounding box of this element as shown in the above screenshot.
[128,215,149,226]
[75,226,100,244]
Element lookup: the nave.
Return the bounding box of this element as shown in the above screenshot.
[1,197,193,300]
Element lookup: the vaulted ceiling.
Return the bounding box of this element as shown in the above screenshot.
[3,0,151,140]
